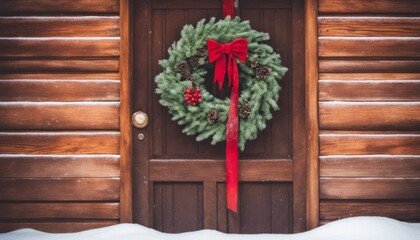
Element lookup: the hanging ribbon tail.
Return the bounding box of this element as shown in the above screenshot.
[226,59,239,213]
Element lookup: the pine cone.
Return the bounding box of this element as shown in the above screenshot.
[255,65,272,79]
[176,60,190,76]
[196,46,207,57]
[187,56,200,69]
[250,61,259,69]
[207,110,220,124]
[185,73,194,82]
[239,101,251,118]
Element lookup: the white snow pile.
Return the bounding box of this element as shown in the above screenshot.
[0,217,419,240]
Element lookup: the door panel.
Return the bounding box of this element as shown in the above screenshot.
[133,0,305,233]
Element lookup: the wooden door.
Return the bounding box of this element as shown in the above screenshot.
[132,0,306,233]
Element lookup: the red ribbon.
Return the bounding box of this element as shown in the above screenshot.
[207,38,248,213]
[223,0,235,17]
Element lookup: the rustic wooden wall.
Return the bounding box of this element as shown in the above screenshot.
[0,0,125,232]
[317,0,420,224]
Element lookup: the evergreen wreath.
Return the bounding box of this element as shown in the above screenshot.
[155,17,288,151]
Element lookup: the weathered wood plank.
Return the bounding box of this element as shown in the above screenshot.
[320,155,420,177]
[0,155,120,177]
[152,0,292,9]
[149,159,293,182]
[0,38,119,57]
[320,202,420,220]
[0,80,120,101]
[0,221,118,233]
[319,37,420,57]
[320,178,420,199]
[203,182,217,230]
[320,133,420,155]
[0,17,119,37]
[319,102,420,130]
[0,178,120,201]
[319,60,420,73]
[319,73,420,81]
[319,80,420,101]
[0,202,120,220]
[319,0,420,13]
[240,0,292,9]
[0,132,120,154]
[0,59,119,72]
[0,73,120,80]
[318,17,420,37]
[152,0,220,9]
[0,102,119,130]
[0,0,119,13]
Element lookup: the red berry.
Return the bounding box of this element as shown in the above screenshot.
[198,94,201,98]
[184,97,189,101]
[184,90,188,94]
[189,86,194,90]
[198,99,202,103]
[193,93,198,97]
[187,101,192,105]
[196,89,201,93]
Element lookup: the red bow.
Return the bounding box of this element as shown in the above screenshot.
[207,38,248,90]
[207,38,248,213]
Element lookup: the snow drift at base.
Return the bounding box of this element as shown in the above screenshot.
[0,217,419,240]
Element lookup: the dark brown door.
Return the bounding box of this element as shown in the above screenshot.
[133,0,306,233]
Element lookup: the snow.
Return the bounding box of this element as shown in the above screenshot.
[0,217,419,240]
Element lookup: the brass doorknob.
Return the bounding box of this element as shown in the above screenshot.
[132,111,148,129]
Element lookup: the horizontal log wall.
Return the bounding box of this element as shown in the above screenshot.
[318,0,420,224]
[0,0,122,232]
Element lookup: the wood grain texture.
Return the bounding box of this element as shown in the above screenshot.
[132,0,151,227]
[0,155,120,177]
[319,73,420,81]
[0,80,120,101]
[203,182,217,230]
[119,0,133,223]
[149,159,293,182]
[0,59,119,72]
[320,133,420,155]
[151,0,221,9]
[318,17,420,37]
[0,73,120,80]
[319,37,420,57]
[291,0,307,232]
[239,183,292,233]
[319,60,420,73]
[0,132,120,154]
[0,0,119,13]
[305,0,319,230]
[240,0,292,9]
[0,221,118,233]
[320,155,420,177]
[0,102,119,130]
[319,0,420,13]
[320,202,420,220]
[0,178,120,201]
[320,178,420,199]
[153,183,204,233]
[0,17,119,37]
[319,80,420,101]
[319,102,420,130]
[0,203,120,220]
[0,38,119,57]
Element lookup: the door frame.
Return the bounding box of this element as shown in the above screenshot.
[119,0,320,232]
